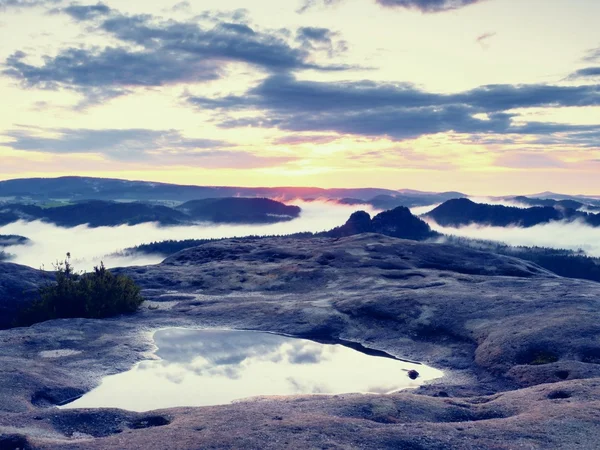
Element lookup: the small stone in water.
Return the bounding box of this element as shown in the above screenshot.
[408,370,420,380]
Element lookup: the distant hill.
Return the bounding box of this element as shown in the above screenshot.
[512,196,600,211]
[0,198,300,228]
[0,201,188,227]
[0,176,401,203]
[0,235,29,247]
[425,198,600,228]
[527,191,600,203]
[337,191,466,210]
[397,189,466,200]
[0,235,29,262]
[177,198,301,224]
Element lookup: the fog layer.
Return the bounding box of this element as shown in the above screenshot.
[427,219,600,257]
[0,200,380,271]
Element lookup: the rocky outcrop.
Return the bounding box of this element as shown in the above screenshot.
[325,207,437,240]
[324,211,374,236]
[371,206,437,240]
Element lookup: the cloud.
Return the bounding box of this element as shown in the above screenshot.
[171,1,191,13]
[0,127,232,161]
[531,129,600,148]
[297,27,333,43]
[4,47,222,99]
[465,197,531,208]
[191,74,600,114]
[345,147,459,170]
[297,0,343,14]
[95,14,323,72]
[0,127,297,167]
[583,46,600,63]
[568,67,600,80]
[427,219,600,257]
[455,84,600,110]
[298,0,484,13]
[3,8,350,106]
[61,2,111,20]
[296,27,348,57]
[187,73,600,142]
[376,0,484,12]
[193,8,250,23]
[167,150,298,169]
[494,152,567,169]
[476,32,496,48]
[0,0,60,9]
[273,134,341,145]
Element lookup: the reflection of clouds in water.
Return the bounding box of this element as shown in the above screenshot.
[155,329,285,365]
[284,342,325,365]
[262,352,283,364]
[153,330,330,381]
[143,357,245,382]
[165,372,186,385]
[62,329,444,411]
[155,329,331,366]
[138,360,188,384]
[189,362,242,380]
[286,377,328,394]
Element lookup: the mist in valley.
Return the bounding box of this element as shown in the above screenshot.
[427,219,600,257]
[467,197,531,208]
[4,194,600,274]
[0,200,381,272]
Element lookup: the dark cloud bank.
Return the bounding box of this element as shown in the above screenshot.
[188,74,600,143]
[569,67,600,80]
[2,3,349,106]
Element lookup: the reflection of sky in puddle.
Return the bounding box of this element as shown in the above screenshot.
[63,329,443,412]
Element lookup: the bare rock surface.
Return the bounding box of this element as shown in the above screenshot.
[1,234,600,448]
[0,262,51,330]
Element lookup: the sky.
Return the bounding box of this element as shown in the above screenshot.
[0,0,599,195]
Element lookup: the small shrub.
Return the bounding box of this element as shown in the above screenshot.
[530,354,558,365]
[18,255,143,326]
[527,351,559,366]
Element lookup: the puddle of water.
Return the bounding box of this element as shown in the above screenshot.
[62,329,443,412]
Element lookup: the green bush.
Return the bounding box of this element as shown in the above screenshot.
[19,256,144,326]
